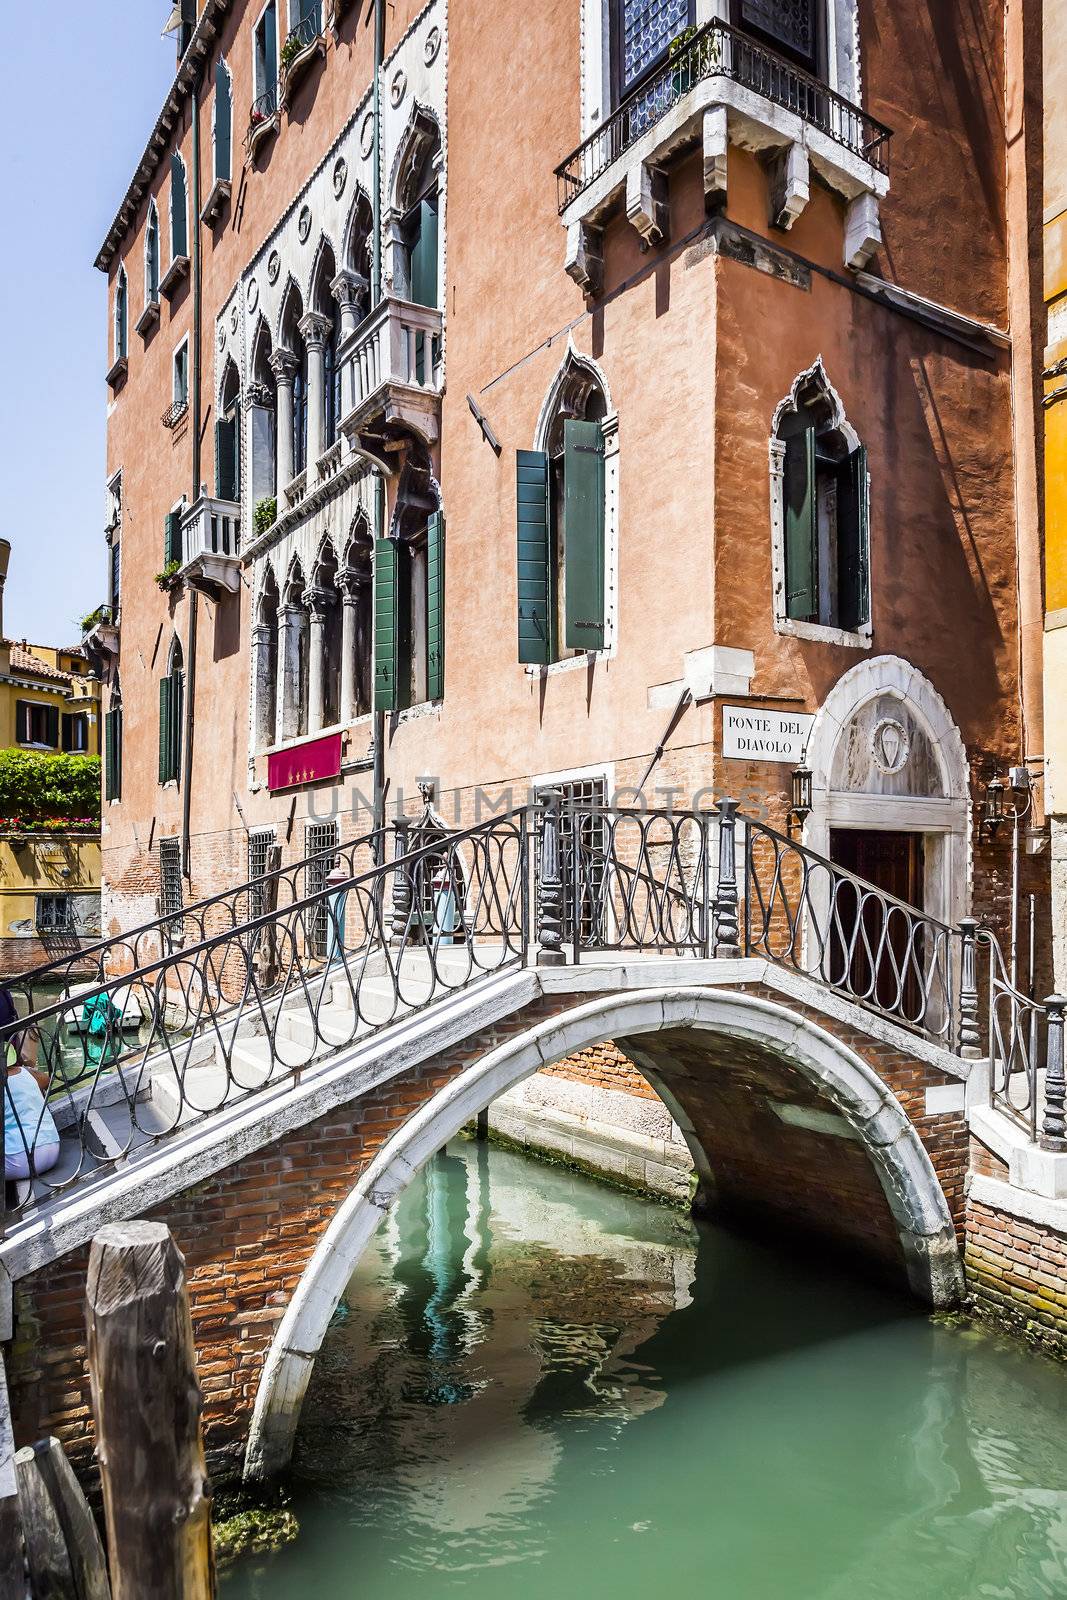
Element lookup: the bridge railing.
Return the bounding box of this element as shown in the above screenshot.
[978,928,1066,1148]
[5,825,386,1020]
[2,810,528,1214]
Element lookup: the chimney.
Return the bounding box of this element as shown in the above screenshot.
[0,538,10,643]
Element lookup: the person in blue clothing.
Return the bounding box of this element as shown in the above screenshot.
[2,988,59,1180]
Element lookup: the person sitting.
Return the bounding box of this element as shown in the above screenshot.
[2,989,60,1182]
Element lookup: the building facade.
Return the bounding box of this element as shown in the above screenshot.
[95,0,1045,1166]
[1045,0,1067,987]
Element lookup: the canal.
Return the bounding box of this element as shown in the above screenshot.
[222,1140,1067,1599]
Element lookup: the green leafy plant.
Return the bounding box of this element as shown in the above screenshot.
[280,32,304,71]
[0,752,102,826]
[668,23,698,55]
[80,606,112,634]
[253,496,278,537]
[155,560,182,592]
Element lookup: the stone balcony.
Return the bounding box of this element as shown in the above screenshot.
[338,296,444,452]
[179,495,241,596]
[556,18,892,295]
[279,7,326,111]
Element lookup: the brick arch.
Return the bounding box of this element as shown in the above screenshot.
[244,986,963,1481]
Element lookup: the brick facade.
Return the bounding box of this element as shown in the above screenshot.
[965,1197,1067,1357]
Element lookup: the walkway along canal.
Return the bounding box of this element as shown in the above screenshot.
[220,1139,1067,1600]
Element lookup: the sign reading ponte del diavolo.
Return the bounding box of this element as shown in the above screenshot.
[721,705,815,765]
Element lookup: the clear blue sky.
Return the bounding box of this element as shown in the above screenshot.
[0,6,177,646]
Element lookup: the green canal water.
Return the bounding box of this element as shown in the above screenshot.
[222,1141,1067,1599]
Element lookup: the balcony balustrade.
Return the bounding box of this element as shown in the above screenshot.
[179,495,241,596]
[279,4,326,109]
[246,86,280,164]
[337,295,443,451]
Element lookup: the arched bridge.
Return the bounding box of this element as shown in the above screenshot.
[2,795,1054,1482]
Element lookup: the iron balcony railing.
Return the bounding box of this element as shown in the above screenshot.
[6,799,1064,1222]
[282,3,323,68]
[555,18,892,213]
[246,86,280,150]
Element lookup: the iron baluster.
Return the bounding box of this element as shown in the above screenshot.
[958,918,981,1058]
[535,789,566,968]
[714,798,741,958]
[1041,995,1067,1151]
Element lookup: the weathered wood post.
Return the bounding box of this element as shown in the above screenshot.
[85,1222,215,1600]
[0,1351,24,1600]
[14,1437,111,1600]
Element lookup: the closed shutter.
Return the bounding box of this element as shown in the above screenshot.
[164,511,183,567]
[45,705,60,748]
[837,444,869,631]
[426,511,445,702]
[159,677,175,783]
[410,199,439,309]
[373,537,399,712]
[105,707,122,801]
[171,154,188,258]
[216,415,238,501]
[562,419,606,651]
[15,701,29,743]
[783,425,816,621]
[516,450,551,665]
[61,713,75,753]
[265,4,278,85]
[215,61,232,181]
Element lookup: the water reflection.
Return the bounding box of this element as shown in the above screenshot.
[223,1140,1067,1600]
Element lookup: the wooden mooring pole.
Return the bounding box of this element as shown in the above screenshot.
[85,1222,215,1600]
[0,1349,24,1600]
[14,1438,111,1600]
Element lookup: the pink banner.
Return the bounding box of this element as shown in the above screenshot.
[267,732,342,792]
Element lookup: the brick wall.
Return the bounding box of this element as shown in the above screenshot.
[965,1197,1067,1356]
[5,979,970,1484]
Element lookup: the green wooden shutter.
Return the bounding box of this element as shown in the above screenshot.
[562,419,606,652]
[517,450,551,665]
[171,154,188,258]
[374,538,399,712]
[426,511,444,702]
[164,511,183,567]
[105,708,122,801]
[61,713,74,753]
[265,3,278,84]
[15,701,28,743]
[216,416,238,501]
[215,61,232,181]
[410,199,439,309]
[159,677,174,783]
[837,443,869,631]
[783,426,816,621]
[45,706,60,748]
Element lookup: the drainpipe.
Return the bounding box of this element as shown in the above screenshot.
[182,82,204,879]
[371,0,386,857]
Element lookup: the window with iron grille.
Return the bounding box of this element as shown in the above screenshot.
[247,829,276,922]
[159,837,184,936]
[305,821,339,958]
[612,0,694,100]
[36,894,74,935]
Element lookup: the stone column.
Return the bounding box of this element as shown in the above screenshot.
[252,620,275,747]
[299,312,332,469]
[383,208,407,297]
[331,270,368,339]
[245,382,277,508]
[269,349,299,491]
[305,586,331,734]
[339,570,361,724]
[277,603,305,743]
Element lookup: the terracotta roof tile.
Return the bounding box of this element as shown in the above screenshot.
[6,643,72,683]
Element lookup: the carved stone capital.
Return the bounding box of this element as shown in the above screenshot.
[339,569,367,601]
[305,584,336,618]
[331,270,369,309]
[245,381,274,409]
[269,348,299,385]
[298,311,332,351]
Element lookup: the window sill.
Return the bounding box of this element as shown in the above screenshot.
[159,256,190,299]
[135,301,160,337]
[774,616,872,650]
[523,651,607,679]
[105,356,128,391]
[200,178,232,227]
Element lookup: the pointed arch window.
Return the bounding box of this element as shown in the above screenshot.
[105,679,123,802]
[145,203,160,305]
[323,293,342,447]
[292,338,309,477]
[170,153,189,261]
[216,362,241,502]
[159,638,185,785]
[113,268,128,363]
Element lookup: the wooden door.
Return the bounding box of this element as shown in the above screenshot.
[829,830,924,1018]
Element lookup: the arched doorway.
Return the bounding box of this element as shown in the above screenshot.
[244,986,962,1480]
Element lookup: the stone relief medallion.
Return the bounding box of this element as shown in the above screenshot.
[424,25,441,64]
[217,325,226,353]
[298,204,312,243]
[246,278,259,312]
[871,718,911,776]
[267,249,281,285]
[333,156,347,198]
[360,111,374,158]
[390,68,407,107]
[230,304,239,334]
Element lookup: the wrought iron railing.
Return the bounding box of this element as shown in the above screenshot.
[555,18,892,212]
[2,812,527,1213]
[246,86,280,150]
[7,797,1063,1218]
[282,4,323,69]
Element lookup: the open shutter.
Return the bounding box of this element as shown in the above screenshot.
[105,708,122,801]
[783,425,816,621]
[410,200,439,309]
[158,677,174,784]
[373,538,399,712]
[837,443,869,631]
[45,706,60,748]
[171,154,188,258]
[61,713,74,753]
[426,511,444,702]
[15,701,28,743]
[216,415,238,501]
[562,419,605,652]
[164,511,183,567]
[215,61,232,181]
[265,5,278,88]
[517,450,551,665]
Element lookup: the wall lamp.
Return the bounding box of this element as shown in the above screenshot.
[788,763,812,836]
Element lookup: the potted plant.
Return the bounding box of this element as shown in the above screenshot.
[253,496,278,537]
[155,560,182,593]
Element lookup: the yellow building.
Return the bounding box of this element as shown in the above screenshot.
[0,539,103,977]
[1046,1,1067,987]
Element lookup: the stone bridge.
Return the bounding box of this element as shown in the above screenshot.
[5,795,1057,1485]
